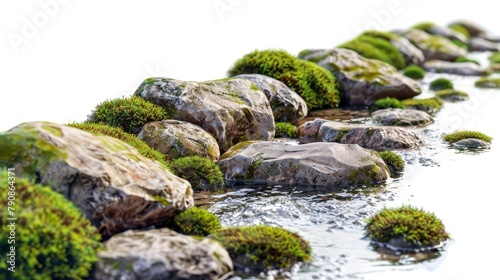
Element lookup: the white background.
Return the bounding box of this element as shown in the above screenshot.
[0,0,497,131]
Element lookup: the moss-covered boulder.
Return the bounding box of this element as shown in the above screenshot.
[365,205,449,252]
[218,141,389,187]
[318,121,424,150]
[372,108,433,126]
[475,77,500,88]
[0,121,193,240]
[404,29,467,62]
[95,228,233,280]
[138,120,220,162]
[412,22,469,45]
[171,156,224,191]
[209,225,311,272]
[435,89,469,102]
[171,207,222,236]
[0,171,103,279]
[443,130,492,149]
[227,49,341,109]
[423,60,490,76]
[448,20,500,42]
[430,77,454,91]
[233,74,308,123]
[402,97,444,114]
[135,77,275,153]
[300,48,421,107]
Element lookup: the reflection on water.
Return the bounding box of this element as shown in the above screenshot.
[205,56,500,279]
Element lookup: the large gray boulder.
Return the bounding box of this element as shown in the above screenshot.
[135,77,275,152]
[318,121,424,150]
[138,120,220,162]
[423,60,491,76]
[218,141,390,187]
[0,122,193,240]
[94,228,233,280]
[301,48,421,107]
[233,74,308,123]
[404,29,467,62]
[371,108,434,126]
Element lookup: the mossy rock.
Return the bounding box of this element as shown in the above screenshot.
[227,49,341,109]
[402,65,425,79]
[454,56,480,65]
[430,78,454,91]
[338,34,406,69]
[475,77,500,88]
[67,122,171,169]
[448,24,470,39]
[489,52,500,64]
[87,96,168,134]
[401,97,444,114]
[365,205,449,252]
[442,130,492,143]
[275,122,297,138]
[378,150,404,174]
[412,21,436,31]
[0,171,103,279]
[171,156,224,191]
[171,207,222,236]
[209,225,312,272]
[434,89,469,102]
[371,97,405,112]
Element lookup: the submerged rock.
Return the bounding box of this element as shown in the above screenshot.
[404,29,467,62]
[372,108,433,126]
[0,121,193,240]
[234,74,308,123]
[301,48,421,107]
[94,228,233,280]
[138,120,220,162]
[423,60,491,76]
[218,141,389,187]
[135,77,275,152]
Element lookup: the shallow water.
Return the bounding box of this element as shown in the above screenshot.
[206,53,500,280]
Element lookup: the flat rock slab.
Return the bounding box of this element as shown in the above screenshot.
[372,108,434,126]
[423,60,490,76]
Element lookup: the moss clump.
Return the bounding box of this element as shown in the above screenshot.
[454,56,480,65]
[434,89,469,101]
[227,49,340,109]
[88,96,168,134]
[365,205,449,249]
[371,97,405,111]
[402,65,425,79]
[402,97,444,114]
[430,78,454,91]
[442,130,492,143]
[171,156,224,191]
[489,52,500,64]
[412,21,436,31]
[448,24,470,39]
[338,34,406,69]
[0,171,103,279]
[275,122,297,138]
[210,225,312,271]
[378,150,404,172]
[67,122,170,169]
[171,207,222,236]
[475,77,500,88]
[361,30,399,41]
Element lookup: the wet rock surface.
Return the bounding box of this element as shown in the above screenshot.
[371,108,434,126]
[423,60,491,76]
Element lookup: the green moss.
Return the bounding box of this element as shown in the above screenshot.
[451,39,470,51]
[250,83,260,91]
[454,56,480,65]
[335,128,351,142]
[475,77,500,88]
[219,140,257,160]
[401,97,444,114]
[245,156,263,180]
[362,30,399,41]
[171,207,222,236]
[378,150,405,172]
[275,122,297,138]
[448,24,470,39]
[0,171,103,279]
[402,65,425,79]
[489,52,500,64]
[171,156,224,191]
[210,225,312,271]
[67,122,171,170]
[412,21,436,31]
[365,205,449,247]
[87,95,168,134]
[227,49,341,109]
[371,97,405,111]
[442,130,492,143]
[338,34,406,69]
[434,89,469,101]
[430,78,454,91]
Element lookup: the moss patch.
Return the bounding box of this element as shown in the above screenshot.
[475,77,500,89]
[430,78,454,91]
[371,97,405,111]
[171,207,222,236]
[434,89,469,101]
[275,122,297,138]
[402,97,444,114]
[378,150,405,172]
[443,130,492,143]
[402,65,425,79]
[171,156,224,191]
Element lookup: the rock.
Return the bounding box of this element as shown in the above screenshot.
[94,228,233,280]
[470,37,499,52]
[0,121,193,240]
[296,118,330,138]
[372,108,433,126]
[422,25,469,45]
[389,35,425,66]
[233,74,308,123]
[452,138,490,149]
[302,48,421,107]
[318,121,424,150]
[404,29,467,62]
[435,89,469,102]
[448,20,486,38]
[423,60,491,76]
[218,141,389,187]
[135,77,275,152]
[138,120,220,162]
